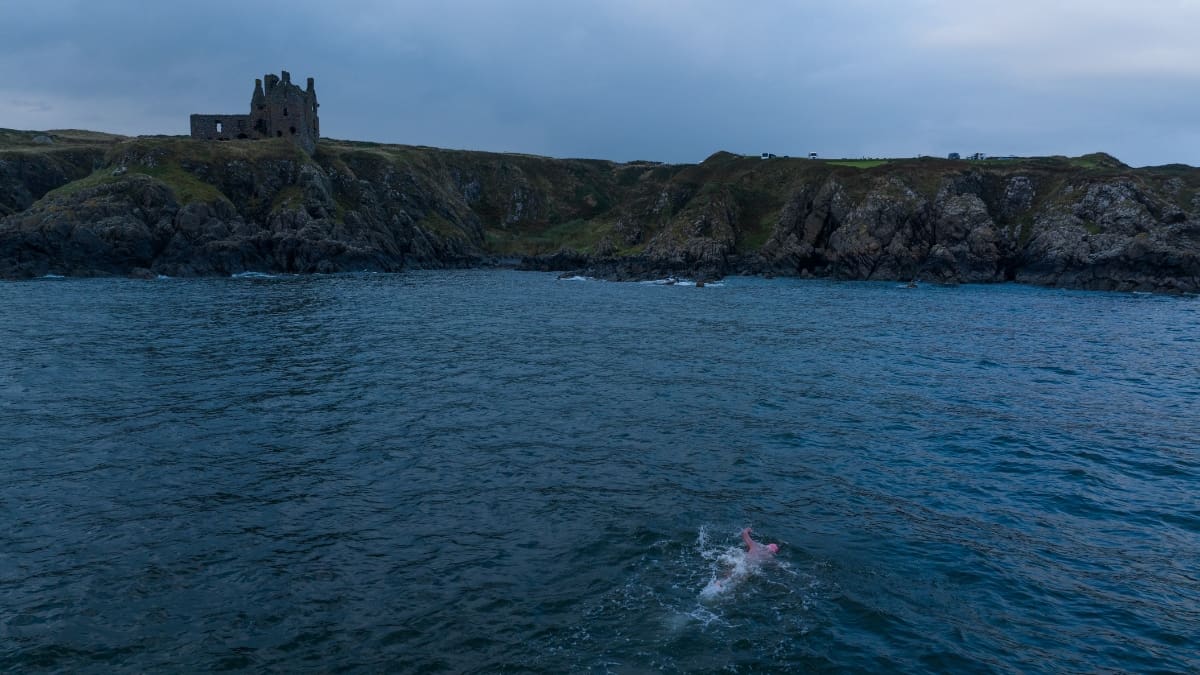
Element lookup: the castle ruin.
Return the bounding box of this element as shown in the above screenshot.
[190,70,319,154]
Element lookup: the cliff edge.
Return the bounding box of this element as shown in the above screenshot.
[2,129,1198,292]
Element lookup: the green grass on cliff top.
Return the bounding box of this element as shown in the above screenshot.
[0,129,1161,175]
[0,128,127,150]
[45,164,227,205]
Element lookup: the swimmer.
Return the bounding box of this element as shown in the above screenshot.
[742,527,780,560]
[704,528,781,596]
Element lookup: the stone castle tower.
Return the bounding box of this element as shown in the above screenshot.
[189,70,319,154]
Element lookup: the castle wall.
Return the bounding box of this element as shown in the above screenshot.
[190,114,254,141]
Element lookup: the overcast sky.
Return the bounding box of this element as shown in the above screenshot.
[2,0,1198,166]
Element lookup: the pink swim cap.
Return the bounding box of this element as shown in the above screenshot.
[767,543,779,553]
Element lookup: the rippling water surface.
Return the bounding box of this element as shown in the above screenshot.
[2,271,1198,673]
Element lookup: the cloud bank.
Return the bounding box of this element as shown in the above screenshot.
[1,0,1197,165]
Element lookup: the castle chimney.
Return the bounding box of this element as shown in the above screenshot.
[264,73,279,93]
[306,77,314,92]
[281,70,291,84]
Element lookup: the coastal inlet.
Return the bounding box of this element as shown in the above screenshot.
[1,271,1198,672]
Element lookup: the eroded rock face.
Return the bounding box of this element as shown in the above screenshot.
[1072,180,1159,235]
[643,187,738,276]
[758,178,846,276]
[1002,176,1036,218]
[927,190,1002,283]
[745,169,1200,292]
[824,177,930,280]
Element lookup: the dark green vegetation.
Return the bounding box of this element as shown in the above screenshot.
[2,129,1199,291]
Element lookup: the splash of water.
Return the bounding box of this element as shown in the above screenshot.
[696,525,775,599]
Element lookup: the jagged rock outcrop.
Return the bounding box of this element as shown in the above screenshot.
[1003,177,1199,291]
[1,133,1198,292]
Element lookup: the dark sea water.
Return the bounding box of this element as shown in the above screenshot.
[2,270,1198,673]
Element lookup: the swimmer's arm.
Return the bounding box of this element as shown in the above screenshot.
[742,528,754,549]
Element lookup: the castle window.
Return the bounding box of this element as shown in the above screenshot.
[215,121,223,133]
[283,107,288,117]
[290,126,296,135]
[276,130,283,137]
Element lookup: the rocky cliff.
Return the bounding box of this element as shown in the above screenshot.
[2,129,1198,292]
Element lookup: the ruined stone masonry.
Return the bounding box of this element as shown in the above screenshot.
[189,70,319,154]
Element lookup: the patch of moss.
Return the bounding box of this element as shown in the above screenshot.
[1018,217,1035,246]
[42,169,122,199]
[130,164,226,204]
[615,242,648,257]
[485,217,612,256]
[737,210,779,251]
[419,212,468,241]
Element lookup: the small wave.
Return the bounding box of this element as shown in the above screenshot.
[699,577,729,599]
[230,271,276,279]
[640,278,725,288]
[665,605,725,631]
[558,275,594,282]
[155,275,172,280]
[41,274,66,279]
